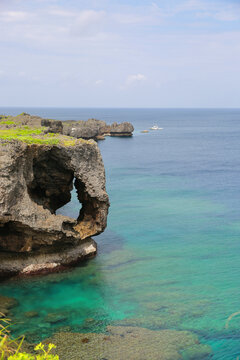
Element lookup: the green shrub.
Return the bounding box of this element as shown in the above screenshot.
[17,113,28,117]
[0,124,91,146]
[7,343,59,360]
[0,315,59,360]
[0,315,23,359]
[0,128,60,145]
[0,121,15,125]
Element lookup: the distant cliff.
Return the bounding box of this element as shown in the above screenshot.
[46,118,134,140]
[0,113,134,140]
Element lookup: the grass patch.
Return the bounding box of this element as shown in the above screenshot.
[0,125,94,147]
[62,139,78,146]
[0,128,60,145]
[0,128,43,137]
[17,112,29,117]
[0,121,16,125]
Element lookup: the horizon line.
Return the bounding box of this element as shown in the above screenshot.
[0,106,240,110]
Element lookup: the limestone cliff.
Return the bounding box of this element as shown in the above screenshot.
[0,113,134,140]
[62,119,134,139]
[0,139,109,277]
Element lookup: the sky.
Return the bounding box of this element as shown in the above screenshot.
[0,0,240,108]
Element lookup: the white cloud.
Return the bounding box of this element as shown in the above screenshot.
[31,75,41,82]
[0,11,30,22]
[175,0,205,12]
[70,10,106,37]
[76,10,105,27]
[95,79,103,86]
[47,9,76,17]
[113,13,147,25]
[152,0,240,22]
[18,71,26,77]
[126,73,147,86]
[0,0,240,107]
[214,10,239,22]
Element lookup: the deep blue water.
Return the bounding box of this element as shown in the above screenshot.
[1,108,240,359]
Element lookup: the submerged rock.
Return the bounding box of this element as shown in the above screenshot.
[0,295,18,316]
[49,326,212,360]
[45,313,67,324]
[0,139,109,277]
[24,311,39,318]
[181,344,212,360]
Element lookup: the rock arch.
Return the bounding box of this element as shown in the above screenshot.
[0,140,109,276]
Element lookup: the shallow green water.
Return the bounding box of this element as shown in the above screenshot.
[1,108,240,359]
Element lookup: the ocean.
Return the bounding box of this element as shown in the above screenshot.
[1,108,240,359]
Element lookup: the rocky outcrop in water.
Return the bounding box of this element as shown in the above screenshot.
[62,119,134,139]
[0,295,18,316]
[0,139,109,277]
[109,121,134,137]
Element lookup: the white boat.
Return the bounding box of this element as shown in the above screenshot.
[150,125,163,130]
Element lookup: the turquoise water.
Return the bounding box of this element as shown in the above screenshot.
[1,108,240,359]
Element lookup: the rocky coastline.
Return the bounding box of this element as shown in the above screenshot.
[40,115,134,140]
[61,118,134,140]
[0,113,134,141]
[0,114,213,360]
[0,113,128,278]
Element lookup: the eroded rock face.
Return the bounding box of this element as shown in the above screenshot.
[63,120,100,140]
[41,119,63,134]
[0,139,109,277]
[109,122,134,137]
[62,119,134,139]
[0,113,134,140]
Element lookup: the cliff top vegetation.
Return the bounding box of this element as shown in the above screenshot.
[0,114,93,146]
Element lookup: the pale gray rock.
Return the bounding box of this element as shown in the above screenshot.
[63,119,134,139]
[110,122,134,136]
[41,119,63,134]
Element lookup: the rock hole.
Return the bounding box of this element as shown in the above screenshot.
[27,152,83,217]
[56,187,82,219]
